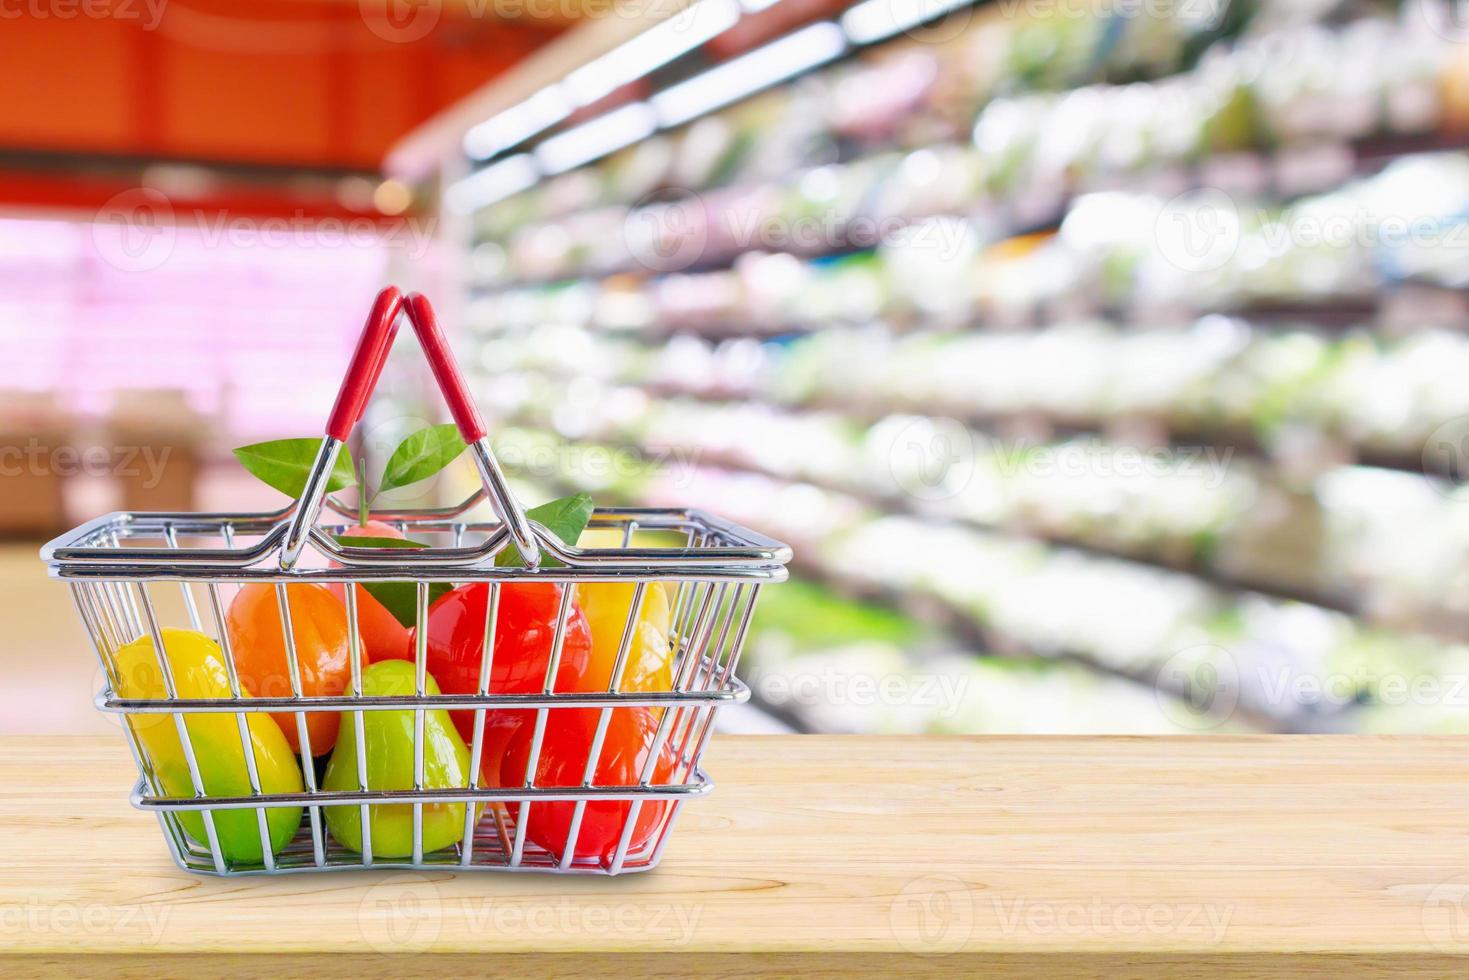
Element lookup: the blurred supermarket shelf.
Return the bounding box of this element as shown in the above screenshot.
[466,152,1469,342]
[465,7,1465,288]
[470,132,1469,292]
[505,430,1447,735]
[478,311,1469,481]
[483,359,1469,633]
[382,0,1469,735]
[506,462,1276,735]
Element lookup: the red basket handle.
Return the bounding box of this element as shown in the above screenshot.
[404,292,538,567]
[325,286,406,442]
[281,286,540,568]
[324,287,490,445]
[403,292,487,443]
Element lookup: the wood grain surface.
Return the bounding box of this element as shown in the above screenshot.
[4,735,1469,977]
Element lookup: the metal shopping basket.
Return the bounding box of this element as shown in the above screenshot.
[40,287,790,876]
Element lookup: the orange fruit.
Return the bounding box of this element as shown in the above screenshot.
[329,521,413,662]
[226,582,366,755]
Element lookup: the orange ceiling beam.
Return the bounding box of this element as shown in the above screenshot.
[0,0,564,171]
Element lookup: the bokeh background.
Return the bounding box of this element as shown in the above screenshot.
[10,0,1469,736]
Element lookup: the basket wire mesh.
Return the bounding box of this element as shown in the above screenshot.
[41,288,789,876]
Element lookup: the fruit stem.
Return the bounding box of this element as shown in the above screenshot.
[357,457,370,528]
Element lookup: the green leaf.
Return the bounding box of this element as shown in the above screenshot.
[358,581,454,630]
[377,424,468,495]
[495,492,595,568]
[233,438,356,499]
[330,533,443,628]
[330,534,426,550]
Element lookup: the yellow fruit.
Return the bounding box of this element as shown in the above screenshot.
[575,581,674,693]
[114,628,303,865]
[574,527,676,697]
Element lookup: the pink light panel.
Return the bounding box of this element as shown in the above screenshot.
[0,215,390,440]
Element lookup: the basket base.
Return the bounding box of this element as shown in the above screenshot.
[152,795,681,876]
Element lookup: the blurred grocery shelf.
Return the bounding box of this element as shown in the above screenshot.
[384,0,1469,734]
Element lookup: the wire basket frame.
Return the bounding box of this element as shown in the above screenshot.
[41,289,790,876]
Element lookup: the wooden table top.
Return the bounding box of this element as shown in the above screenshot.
[5,734,1469,977]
